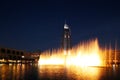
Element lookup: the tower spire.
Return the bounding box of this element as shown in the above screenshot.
[64,20,69,29]
[62,23,71,51]
[65,19,66,24]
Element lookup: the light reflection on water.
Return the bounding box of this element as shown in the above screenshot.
[0,64,120,80]
[39,65,100,80]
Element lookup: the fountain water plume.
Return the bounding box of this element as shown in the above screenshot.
[39,39,104,67]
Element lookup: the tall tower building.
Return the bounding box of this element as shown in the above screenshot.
[62,23,71,52]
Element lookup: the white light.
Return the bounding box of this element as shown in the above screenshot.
[64,24,69,29]
[22,56,25,58]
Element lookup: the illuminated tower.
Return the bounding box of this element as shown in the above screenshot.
[62,23,71,52]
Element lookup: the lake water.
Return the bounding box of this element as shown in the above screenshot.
[0,64,120,80]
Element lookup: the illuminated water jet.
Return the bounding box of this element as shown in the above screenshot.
[38,39,104,67]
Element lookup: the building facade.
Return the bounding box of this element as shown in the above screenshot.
[61,24,71,54]
[0,47,40,64]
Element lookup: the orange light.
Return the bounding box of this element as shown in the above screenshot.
[38,39,103,67]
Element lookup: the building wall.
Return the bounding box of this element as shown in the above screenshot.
[0,47,40,63]
[0,47,24,61]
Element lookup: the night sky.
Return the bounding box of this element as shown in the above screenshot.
[0,0,120,51]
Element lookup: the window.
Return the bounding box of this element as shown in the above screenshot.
[12,50,15,54]
[1,48,5,53]
[7,49,11,54]
[17,51,19,55]
[13,56,16,60]
[21,52,23,55]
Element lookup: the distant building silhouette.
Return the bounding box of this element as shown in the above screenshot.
[61,23,71,51]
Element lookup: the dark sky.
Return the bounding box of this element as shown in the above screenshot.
[0,0,120,51]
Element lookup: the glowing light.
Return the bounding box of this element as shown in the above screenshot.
[38,39,103,67]
[64,24,69,29]
[22,56,25,58]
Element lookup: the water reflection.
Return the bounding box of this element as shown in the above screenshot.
[0,64,120,80]
[0,64,39,80]
[39,65,100,80]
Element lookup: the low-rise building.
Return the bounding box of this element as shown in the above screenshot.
[0,47,40,64]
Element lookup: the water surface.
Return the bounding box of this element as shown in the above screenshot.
[0,64,120,80]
